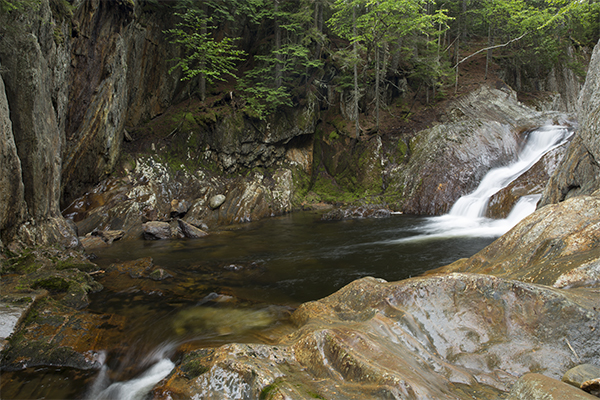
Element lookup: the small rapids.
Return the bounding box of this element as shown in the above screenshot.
[86,342,177,400]
[390,124,573,243]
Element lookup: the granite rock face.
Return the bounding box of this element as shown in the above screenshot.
[386,85,570,215]
[539,39,600,206]
[154,275,599,400]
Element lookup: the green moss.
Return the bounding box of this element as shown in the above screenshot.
[55,258,95,272]
[259,378,284,400]
[3,250,40,275]
[53,27,64,45]
[32,277,70,293]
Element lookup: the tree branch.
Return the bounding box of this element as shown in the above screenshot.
[452,33,527,70]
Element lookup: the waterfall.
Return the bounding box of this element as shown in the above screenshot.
[397,124,573,242]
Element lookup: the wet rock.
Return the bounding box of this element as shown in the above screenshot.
[157,275,600,399]
[554,259,600,289]
[436,192,600,286]
[106,257,154,278]
[209,194,226,209]
[148,268,173,281]
[69,158,295,238]
[487,143,567,218]
[507,373,598,400]
[177,219,208,239]
[582,378,600,397]
[79,235,109,251]
[0,71,26,243]
[143,221,172,240]
[563,364,600,389]
[540,40,600,206]
[0,298,126,372]
[0,292,46,352]
[106,257,175,282]
[183,217,209,231]
[321,206,391,220]
[170,199,190,218]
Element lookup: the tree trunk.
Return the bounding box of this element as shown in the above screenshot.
[199,2,207,101]
[353,4,360,138]
[274,0,282,88]
[375,44,380,131]
[485,23,492,80]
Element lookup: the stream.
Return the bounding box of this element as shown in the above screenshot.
[1,125,573,400]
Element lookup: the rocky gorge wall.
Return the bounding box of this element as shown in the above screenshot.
[0,0,588,249]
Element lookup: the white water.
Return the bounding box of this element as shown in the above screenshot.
[393,124,573,243]
[87,342,177,400]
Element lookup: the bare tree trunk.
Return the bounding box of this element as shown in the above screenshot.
[485,23,492,80]
[199,2,207,101]
[375,44,380,131]
[353,4,359,138]
[274,0,282,88]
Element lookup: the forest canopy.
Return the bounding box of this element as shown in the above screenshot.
[163,0,600,122]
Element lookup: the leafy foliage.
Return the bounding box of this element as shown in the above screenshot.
[165,8,246,88]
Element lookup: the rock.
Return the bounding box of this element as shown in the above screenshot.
[0,298,126,372]
[0,292,45,352]
[148,268,173,281]
[507,373,598,400]
[487,143,568,218]
[321,206,391,220]
[436,192,600,286]
[0,70,26,242]
[79,235,109,251]
[106,257,154,278]
[142,221,172,240]
[184,217,209,231]
[582,378,600,397]
[385,85,567,215]
[540,39,600,206]
[177,219,208,239]
[563,364,600,389]
[157,275,600,399]
[92,229,125,244]
[554,259,600,289]
[209,194,226,209]
[170,199,190,218]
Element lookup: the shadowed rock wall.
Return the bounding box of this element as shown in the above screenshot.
[539,39,600,206]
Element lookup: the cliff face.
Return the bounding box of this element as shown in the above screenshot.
[0,0,186,246]
[539,39,600,206]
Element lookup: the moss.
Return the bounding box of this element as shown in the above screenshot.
[3,250,40,275]
[259,378,284,400]
[55,258,95,272]
[53,26,64,45]
[32,277,70,293]
[49,0,73,23]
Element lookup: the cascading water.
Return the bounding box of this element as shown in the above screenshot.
[397,124,573,242]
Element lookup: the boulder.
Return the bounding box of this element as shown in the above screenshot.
[155,275,600,399]
[209,194,226,209]
[436,192,600,286]
[177,219,208,239]
[563,364,600,389]
[507,373,598,400]
[170,199,190,218]
[142,221,172,240]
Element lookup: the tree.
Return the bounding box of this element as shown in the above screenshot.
[329,0,451,134]
[238,0,323,119]
[165,6,246,101]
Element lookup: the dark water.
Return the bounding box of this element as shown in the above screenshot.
[1,212,495,400]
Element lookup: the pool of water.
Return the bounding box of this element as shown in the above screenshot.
[1,211,496,399]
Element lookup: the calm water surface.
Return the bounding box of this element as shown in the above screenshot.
[2,212,496,399]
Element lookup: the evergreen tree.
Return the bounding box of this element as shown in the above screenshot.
[165,3,246,101]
